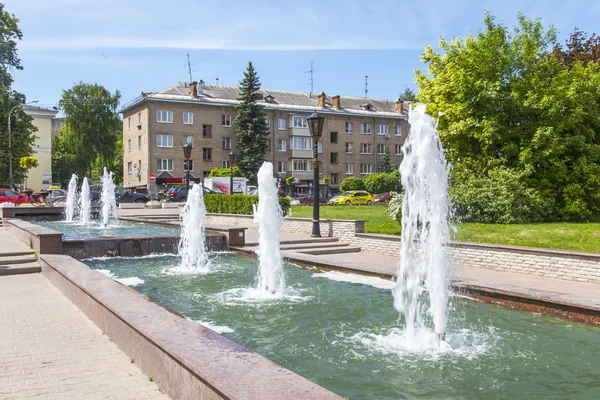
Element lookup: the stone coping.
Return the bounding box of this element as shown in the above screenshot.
[39,254,342,400]
[0,206,64,219]
[206,213,366,223]
[3,218,63,254]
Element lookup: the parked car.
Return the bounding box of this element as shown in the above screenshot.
[292,194,328,205]
[167,185,223,202]
[0,188,31,205]
[48,189,68,204]
[89,185,149,204]
[374,192,392,204]
[330,190,374,205]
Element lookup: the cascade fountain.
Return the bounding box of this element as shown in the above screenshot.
[177,183,209,273]
[65,174,79,222]
[254,162,286,295]
[394,104,452,343]
[101,168,117,227]
[79,177,91,225]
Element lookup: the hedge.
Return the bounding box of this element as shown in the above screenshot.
[204,194,291,216]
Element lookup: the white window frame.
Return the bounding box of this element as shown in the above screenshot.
[292,159,311,171]
[346,163,354,175]
[278,139,287,151]
[265,117,270,128]
[292,116,308,128]
[157,159,173,172]
[222,114,232,127]
[360,163,372,175]
[395,144,402,155]
[222,137,231,150]
[345,142,353,154]
[127,162,132,174]
[317,141,323,154]
[360,123,371,134]
[345,122,352,134]
[360,143,371,154]
[278,118,287,130]
[377,124,389,135]
[377,144,386,154]
[396,125,402,136]
[183,160,194,171]
[278,161,288,173]
[291,137,312,150]
[183,135,194,147]
[156,110,173,123]
[222,160,231,168]
[156,134,173,148]
[183,112,193,125]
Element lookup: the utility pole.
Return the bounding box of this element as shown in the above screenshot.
[187,53,193,82]
[216,78,219,86]
[305,61,315,96]
[365,75,369,99]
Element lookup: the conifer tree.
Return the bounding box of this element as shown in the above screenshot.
[234,62,268,183]
[379,144,395,173]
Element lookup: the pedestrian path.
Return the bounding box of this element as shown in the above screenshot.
[0,273,170,400]
[0,227,40,275]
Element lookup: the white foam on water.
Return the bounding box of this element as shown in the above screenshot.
[97,269,116,278]
[116,277,145,286]
[194,320,235,334]
[312,271,395,290]
[84,253,176,262]
[213,287,308,306]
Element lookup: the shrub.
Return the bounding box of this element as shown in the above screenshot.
[208,166,244,177]
[450,167,555,224]
[339,177,365,191]
[363,171,401,194]
[204,194,291,216]
[386,191,404,225]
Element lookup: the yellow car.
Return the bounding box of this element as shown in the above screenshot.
[330,190,374,205]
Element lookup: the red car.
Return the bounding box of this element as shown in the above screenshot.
[0,189,32,205]
[373,192,392,204]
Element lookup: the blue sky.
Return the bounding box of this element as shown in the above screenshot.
[7,0,600,109]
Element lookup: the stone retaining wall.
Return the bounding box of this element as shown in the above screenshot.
[3,218,63,254]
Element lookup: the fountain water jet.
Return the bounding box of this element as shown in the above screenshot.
[254,162,286,295]
[394,104,452,343]
[65,174,79,222]
[176,183,209,273]
[101,167,117,227]
[79,177,91,225]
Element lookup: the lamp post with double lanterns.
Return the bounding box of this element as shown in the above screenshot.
[228,151,236,195]
[183,144,192,196]
[307,112,324,237]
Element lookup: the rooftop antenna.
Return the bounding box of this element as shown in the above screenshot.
[187,53,193,82]
[305,61,315,96]
[216,78,219,86]
[364,75,369,99]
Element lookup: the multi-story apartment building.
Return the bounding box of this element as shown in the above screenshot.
[22,104,59,190]
[120,81,409,194]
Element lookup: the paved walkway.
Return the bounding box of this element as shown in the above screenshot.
[0,273,170,400]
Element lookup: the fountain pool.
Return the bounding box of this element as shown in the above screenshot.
[32,220,179,240]
[84,253,600,400]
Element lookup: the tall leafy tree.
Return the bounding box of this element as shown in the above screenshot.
[234,62,268,183]
[58,82,121,178]
[552,28,600,67]
[0,4,36,187]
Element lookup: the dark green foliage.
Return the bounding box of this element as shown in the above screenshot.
[399,86,416,101]
[363,171,401,194]
[234,62,268,183]
[208,166,243,177]
[339,177,366,191]
[0,4,22,88]
[378,144,395,173]
[204,194,290,216]
[51,134,77,188]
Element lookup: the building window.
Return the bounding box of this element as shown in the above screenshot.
[127,139,131,152]
[157,159,173,171]
[278,139,286,151]
[138,112,141,125]
[183,135,194,147]
[156,110,173,123]
[292,159,311,171]
[222,114,232,127]
[360,123,371,134]
[346,163,354,175]
[128,118,131,129]
[156,134,173,148]
[377,124,389,135]
[222,137,231,149]
[278,161,287,173]
[345,122,352,134]
[183,160,194,171]
[278,118,287,130]
[317,141,323,154]
[360,163,372,175]
[266,139,271,151]
[395,144,402,155]
[265,117,270,129]
[292,116,308,128]
[396,125,402,136]
[330,152,338,164]
[127,162,132,174]
[378,144,386,154]
[291,137,312,150]
[331,173,339,184]
[203,171,211,178]
[345,142,353,154]
[360,143,371,154]
[222,160,231,168]
[203,148,212,161]
[203,125,212,137]
[183,112,193,125]
[330,131,338,143]
[138,135,141,149]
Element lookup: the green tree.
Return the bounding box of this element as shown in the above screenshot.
[339,177,365,191]
[363,171,401,194]
[209,166,244,177]
[552,28,600,67]
[378,144,395,173]
[59,82,121,178]
[399,86,416,101]
[91,138,123,185]
[19,156,38,188]
[234,62,268,183]
[51,134,77,189]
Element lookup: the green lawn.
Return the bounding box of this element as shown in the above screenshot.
[290,205,600,253]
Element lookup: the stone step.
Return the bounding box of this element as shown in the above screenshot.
[0,262,41,275]
[296,246,362,255]
[0,254,37,265]
[0,250,35,257]
[280,242,349,251]
[244,237,339,247]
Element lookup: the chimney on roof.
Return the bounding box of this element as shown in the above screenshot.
[396,99,404,114]
[190,81,198,98]
[318,92,326,108]
[332,95,341,109]
[198,80,205,95]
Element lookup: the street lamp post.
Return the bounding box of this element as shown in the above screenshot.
[183,144,192,196]
[228,151,236,195]
[307,112,324,237]
[8,100,38,189]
